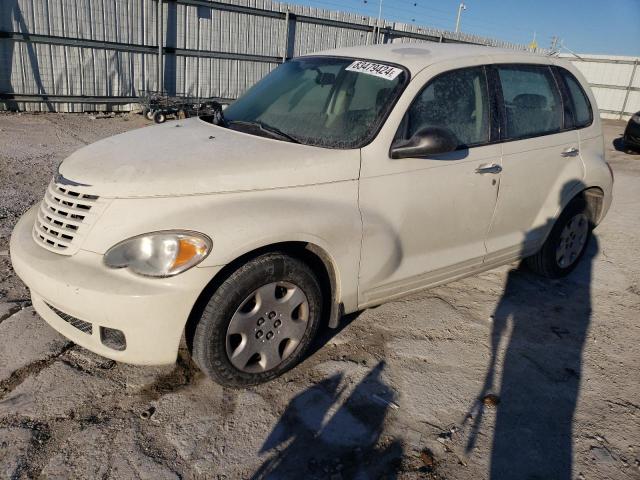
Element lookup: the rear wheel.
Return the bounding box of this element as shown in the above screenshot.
[145,109,155,121]
[525,197,591,278]
[191,252,323,387]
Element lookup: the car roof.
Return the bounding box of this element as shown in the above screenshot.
[305,43,547,76]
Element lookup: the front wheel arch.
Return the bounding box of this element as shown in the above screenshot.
[184,241,339,353]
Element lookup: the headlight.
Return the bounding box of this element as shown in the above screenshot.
[632,113,640,124]
[104,231,211,277]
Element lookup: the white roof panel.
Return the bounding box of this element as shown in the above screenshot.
[304,43,547,75]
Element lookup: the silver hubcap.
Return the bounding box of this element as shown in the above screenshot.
[226,282,310,373]
[556,213,589,268]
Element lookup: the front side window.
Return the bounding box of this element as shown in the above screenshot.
[497,65,563,140]
[560,69,593,128]
[397,66,490,148]
[222,57,408,148]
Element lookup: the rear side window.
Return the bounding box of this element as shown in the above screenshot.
[497,65,563,140]
[399,66,490,148]
[560,69,593,128]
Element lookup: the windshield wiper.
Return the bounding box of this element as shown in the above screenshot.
[228,120,300,144]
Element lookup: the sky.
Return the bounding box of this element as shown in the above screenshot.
[292,0,640,56]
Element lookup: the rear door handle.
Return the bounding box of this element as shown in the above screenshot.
[475,163,502,174]
[561,147,579,157]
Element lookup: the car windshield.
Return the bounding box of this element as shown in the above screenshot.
[222,57,408,149]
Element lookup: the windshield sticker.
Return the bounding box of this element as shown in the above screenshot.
[345,61,403,80]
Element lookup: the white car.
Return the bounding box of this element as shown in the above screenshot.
[11,44,613,387]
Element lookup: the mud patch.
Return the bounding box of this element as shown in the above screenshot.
[138,353,203,402]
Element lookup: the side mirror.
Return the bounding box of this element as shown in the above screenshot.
[390,127,459,159]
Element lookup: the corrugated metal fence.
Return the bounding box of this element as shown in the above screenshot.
[0,0,535,112]
[561,54,640,121]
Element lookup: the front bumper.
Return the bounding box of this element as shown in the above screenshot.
[10,206,221,365]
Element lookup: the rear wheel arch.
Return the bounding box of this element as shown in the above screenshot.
[526,194,592,278]
[556,185,605,227]
[581,186,605,225]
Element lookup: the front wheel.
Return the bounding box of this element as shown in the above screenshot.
[190,252,323,387]
[525,197,592,278]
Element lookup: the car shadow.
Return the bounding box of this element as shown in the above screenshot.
[305,309,364,359]
[251,360,403,479]
[464,234,598,479]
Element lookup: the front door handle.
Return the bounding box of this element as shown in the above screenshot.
[561,147,579,157]
[475,163,502,174]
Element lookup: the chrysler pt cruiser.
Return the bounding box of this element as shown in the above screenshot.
[11,44,613,387]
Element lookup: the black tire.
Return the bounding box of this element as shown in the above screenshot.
[146,109,155,121]
[191,252,323,387]
[525,196,592,279]
[153,111,166,123]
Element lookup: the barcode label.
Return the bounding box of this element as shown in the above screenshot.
[345,60,403,80]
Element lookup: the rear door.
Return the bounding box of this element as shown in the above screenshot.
[484,63,584,262]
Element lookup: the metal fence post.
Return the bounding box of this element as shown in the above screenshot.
[620,59,638,120]
[282,10,289,62]
[381,26,391,44]
[157,0,164,93]
[282,10,296,62]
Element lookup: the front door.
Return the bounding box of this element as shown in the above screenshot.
[358,66,501,307]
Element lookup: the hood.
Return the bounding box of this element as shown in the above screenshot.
[59,118,360,198]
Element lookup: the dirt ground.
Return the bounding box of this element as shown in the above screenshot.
[0,112,639,480]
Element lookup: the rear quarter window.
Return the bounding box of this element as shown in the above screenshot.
[560,69,593,128]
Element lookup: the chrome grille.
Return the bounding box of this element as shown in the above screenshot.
[33,179,104,255]
[46,302,93,335]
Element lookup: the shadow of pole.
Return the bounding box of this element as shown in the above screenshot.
[252,361,403,479]
[1,1,53,111]
[0,1,19,110]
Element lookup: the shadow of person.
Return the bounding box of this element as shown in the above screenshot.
[465,232,597,479]
[252,361,403,479]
